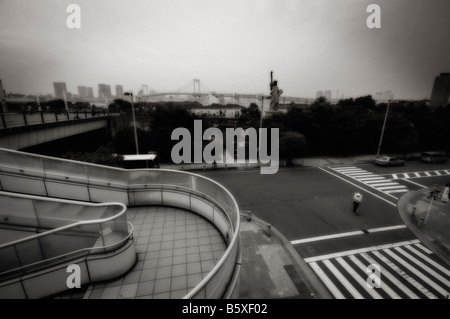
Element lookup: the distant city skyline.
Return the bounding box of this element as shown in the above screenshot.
[1,0,450,100]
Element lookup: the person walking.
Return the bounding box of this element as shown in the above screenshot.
[353,192,363,215]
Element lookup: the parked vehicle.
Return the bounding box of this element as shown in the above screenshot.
[420,152,448,164]
[372,156,405,167]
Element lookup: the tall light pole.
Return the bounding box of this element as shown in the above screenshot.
[376,99,390,156]
[124,92,139,154]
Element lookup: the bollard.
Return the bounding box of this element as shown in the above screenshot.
[418,216,425,228]
[266,224,272,237]
[411,205,417,220]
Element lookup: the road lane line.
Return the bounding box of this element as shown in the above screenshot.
[394,247,450,292]
[402,178,427,188]
[319,167,398,203]
[309,262,346,299]
[290,225,407,245]
[361,252,419,299]
[405,245,450,277]
[336,257,383,299]
[304,239,420,263]
[323,260,364,299]
[291,230,363,245]
[382,249,438,298]
[367,225,407,233]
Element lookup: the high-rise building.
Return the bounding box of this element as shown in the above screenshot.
[316,90,323,98]
[78,86,88,98]
[53,82,67,99]
[87,87,94,98]
[430,73,450,107]
[324,90,331,100]
[115,85,124,97]
[98,84,112,98]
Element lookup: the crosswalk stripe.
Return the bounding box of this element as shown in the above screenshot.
[435,171,442,176]
[405,245,450,277]
[323,259,364,299]
[382,249,438,298]
[394,247,450,291]
[445,170,450,174]
[366,182,397,186]
[309,261,346,299]
[385,189,409,194]
[358,177,386,181]
[425,172,431,176]
[336,257,383,299]
[377,185,408,190]
[348,255,401,299]
[360,252,419,299]
[415,173,421,177]
[393,174,398,179]
[414,243,433,254]
[404,173,410,178]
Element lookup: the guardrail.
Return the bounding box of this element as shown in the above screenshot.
[0,110,114,129]
[0,191,130,279]
[0,148,241,299]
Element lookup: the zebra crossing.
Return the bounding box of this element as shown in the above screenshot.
[305,240,450,299]
[330,166,409,195]
[390,169,450,180]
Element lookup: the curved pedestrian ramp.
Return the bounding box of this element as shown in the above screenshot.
[0,148,241,299]
[0,192,135,299]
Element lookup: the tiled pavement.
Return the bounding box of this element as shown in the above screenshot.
[83,206,226,299]
[56,206,322,299]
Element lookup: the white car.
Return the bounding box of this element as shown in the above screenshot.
[372,156,405,167]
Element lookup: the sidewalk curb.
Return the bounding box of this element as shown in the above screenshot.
[398,190,450,267]
[239,212,332,299]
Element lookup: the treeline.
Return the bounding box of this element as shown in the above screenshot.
[262,96,450,157]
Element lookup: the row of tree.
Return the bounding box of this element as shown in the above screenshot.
[63,96,450,166]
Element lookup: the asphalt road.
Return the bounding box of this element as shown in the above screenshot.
[200,160,450,299]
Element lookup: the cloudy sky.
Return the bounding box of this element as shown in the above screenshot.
[1,0,449,100]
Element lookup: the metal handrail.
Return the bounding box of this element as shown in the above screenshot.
[0,223,134,278]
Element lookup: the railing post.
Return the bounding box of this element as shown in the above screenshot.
[40,111,44,124]
[55,111,58,122]
[0,112,6,128]
[66,110,70,121]
[22,111,28,126]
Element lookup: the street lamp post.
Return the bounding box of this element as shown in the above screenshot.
[376,99,390,157]
[124,92,139,154]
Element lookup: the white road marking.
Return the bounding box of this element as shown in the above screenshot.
[360,251,420,299]
[415,243,433,254]
[394,247,450,291]
[323,260,364,299]
[309,261,346,299]
[348,255,400,299]
[415,173,421,177]
[319,167,398,203]
[382,249,438,298]
[385,189,409,194]
[304,239,420,263]
[290,225,407,245]
[405,245,450,277]
[335,257,383,299]
[402,178,427,188]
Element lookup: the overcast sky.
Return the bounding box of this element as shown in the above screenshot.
[1,0,449,100]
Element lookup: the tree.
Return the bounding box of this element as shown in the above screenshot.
[279,131,307,165]
[237,103,261,128]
